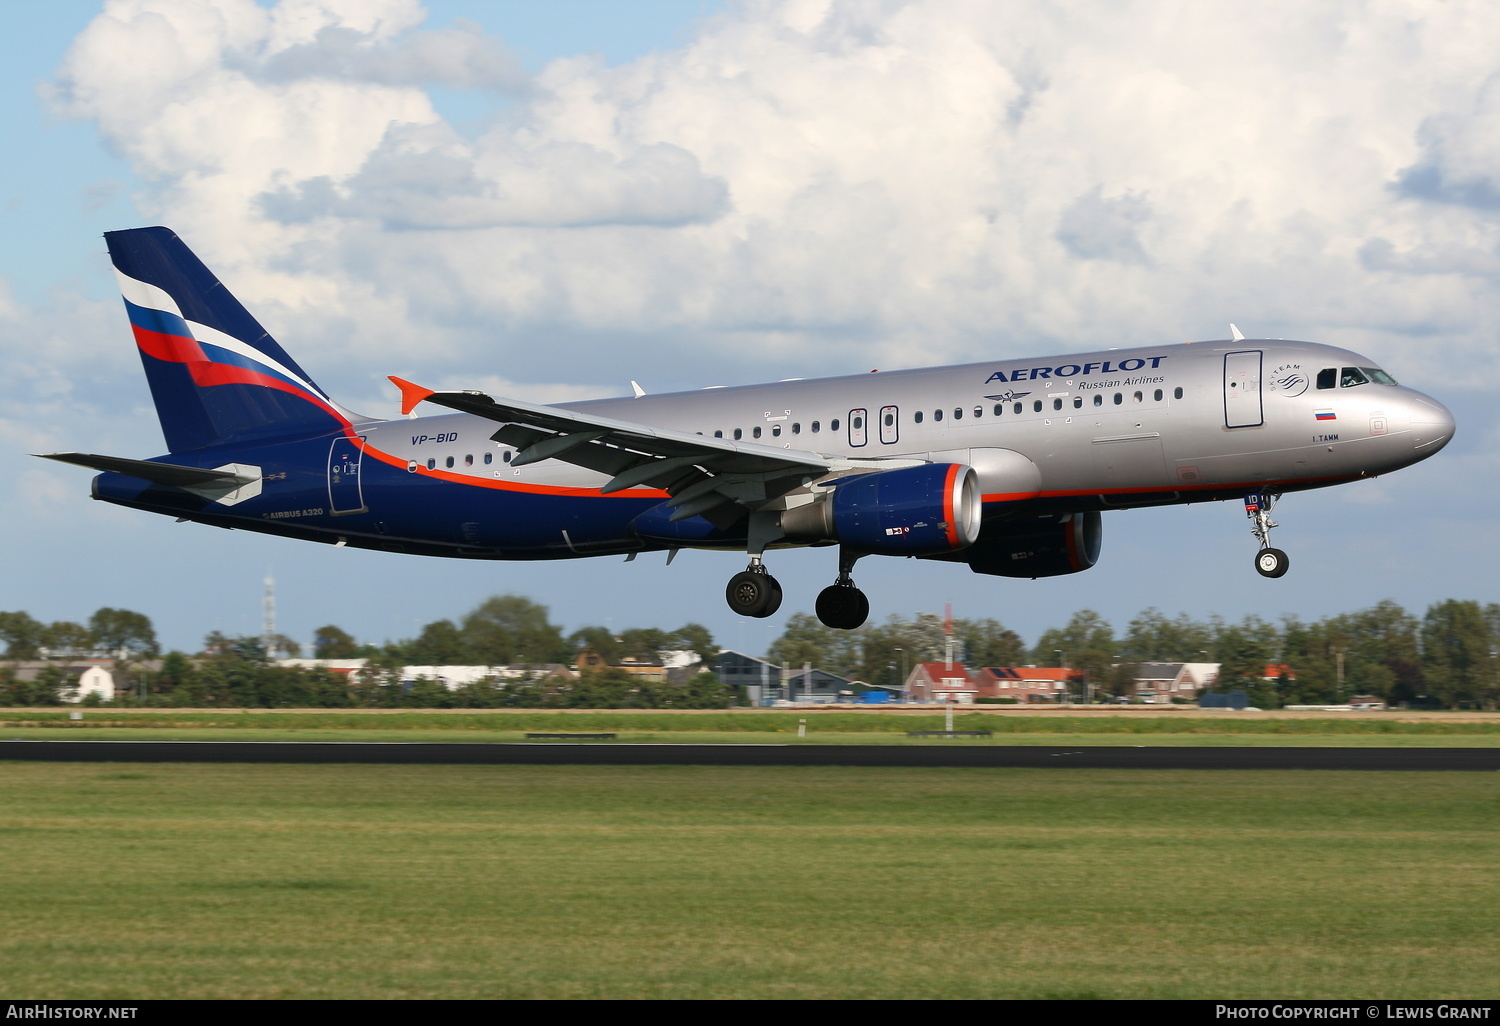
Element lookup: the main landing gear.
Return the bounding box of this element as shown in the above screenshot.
[815,549,869,631]
[722,548,870,630]
[1245,492,1290,578]
[726,561,783,618]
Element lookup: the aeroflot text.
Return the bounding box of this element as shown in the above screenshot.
[984,357,1168,383]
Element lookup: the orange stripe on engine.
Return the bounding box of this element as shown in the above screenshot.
[943,463,961,548]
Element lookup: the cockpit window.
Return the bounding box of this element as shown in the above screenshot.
[1362,367,1397,385]
[1340,367,1369,387]
[1317,368,1336,389]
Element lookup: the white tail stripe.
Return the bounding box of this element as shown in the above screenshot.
[115,269,353,418]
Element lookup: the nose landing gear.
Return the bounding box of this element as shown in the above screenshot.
[1246,492,1289,578]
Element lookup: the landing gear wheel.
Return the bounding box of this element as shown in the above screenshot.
[815,584,870,630]
[727,570,782,618]
[1254,547,1290,579]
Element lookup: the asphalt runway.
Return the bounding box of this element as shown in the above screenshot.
[2,739,1498,770]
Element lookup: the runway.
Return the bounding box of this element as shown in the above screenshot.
[2,739,1498,770]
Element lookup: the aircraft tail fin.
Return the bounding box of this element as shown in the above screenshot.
[105,226,358,453]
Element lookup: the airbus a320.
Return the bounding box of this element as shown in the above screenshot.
[41,227,1456,629]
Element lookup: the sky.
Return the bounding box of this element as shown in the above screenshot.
[1,0,1497,659]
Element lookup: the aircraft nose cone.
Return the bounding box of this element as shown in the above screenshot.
[1409,394,1455,454]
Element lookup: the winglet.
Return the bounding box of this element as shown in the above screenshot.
[1230,323,1245,341]
[630,380,646,398]
[389,376,435,416]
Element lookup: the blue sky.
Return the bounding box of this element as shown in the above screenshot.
[1,0,1496,658]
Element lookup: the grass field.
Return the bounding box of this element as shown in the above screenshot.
[2,761,1497,999]
[5,708,1500,747]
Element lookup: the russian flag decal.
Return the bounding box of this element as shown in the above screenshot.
[1314,410,1337,421]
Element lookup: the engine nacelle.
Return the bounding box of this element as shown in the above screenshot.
[783,463,981,556]
[935,511,1103,578]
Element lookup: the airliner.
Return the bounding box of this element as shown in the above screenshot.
[40,227,1456,629]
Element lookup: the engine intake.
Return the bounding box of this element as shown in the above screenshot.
[783,463,981,556]
[933,511,1103,578]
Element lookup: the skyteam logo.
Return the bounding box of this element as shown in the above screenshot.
[1268,363,1310,397]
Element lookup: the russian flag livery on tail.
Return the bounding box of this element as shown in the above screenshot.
[107,227,358,452]
[39,227,1456,629]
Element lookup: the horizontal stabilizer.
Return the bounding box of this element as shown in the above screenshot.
[36,452,263,505]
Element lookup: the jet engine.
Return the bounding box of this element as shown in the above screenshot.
[782,462,981,556]
[930,511,1103,578]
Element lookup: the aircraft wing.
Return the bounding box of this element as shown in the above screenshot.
[390,377,836,525]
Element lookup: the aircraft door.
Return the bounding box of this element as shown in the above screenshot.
[879,406,899,444]
[328,435,367,515]
[848,409,868,447]
[1223,351,1263,428]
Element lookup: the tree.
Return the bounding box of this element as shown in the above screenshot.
[0,611,44,659]
[567,625,620,664]
[313,625,360,660]
[87,608,159,659]
[1422,600,1497,709]
[42,621,93,659]
[406,619,467,664]
[670,623,718,667]
[461,595,568,665]
[953,618,1025,669]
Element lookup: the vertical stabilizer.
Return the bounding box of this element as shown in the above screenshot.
[105,227,357,453]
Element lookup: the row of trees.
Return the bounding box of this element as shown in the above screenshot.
[0,608,159,660]
[309,595,717,669]
[0,650,731,710]
[4,595,1498,709]
[767,600,1500,708]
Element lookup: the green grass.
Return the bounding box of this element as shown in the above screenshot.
[7,709,1500,738]
[4,725,1499,746]
[0,762,1496,998]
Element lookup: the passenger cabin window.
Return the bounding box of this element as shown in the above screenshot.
[1074,396,1083,408]
[831,419,841,431]
[1154,389,1163,401]
[1174,386,1184,399]
[733,428,742,440]
[994,404,1003,416]
[1113,393,1123,405]
[1094,394,1102,407]
[914,411,924,424]
[934,409,943,421]
[1032,400,1042,412]
[484,453,493,465]
[771,424,781,436]
[953,407,963,420]
[714,430,723,438]
[974,406,983,418]
[753,426,762,438]
[1013,402,1022,414]
[812,421,821,432]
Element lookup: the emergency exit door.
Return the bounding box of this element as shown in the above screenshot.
[1223,351,1263,428]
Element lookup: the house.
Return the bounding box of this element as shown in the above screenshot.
[974,666,1082,704]
[905,661,982,703]
[1127,661,1220,703]
[2,659,138,702]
